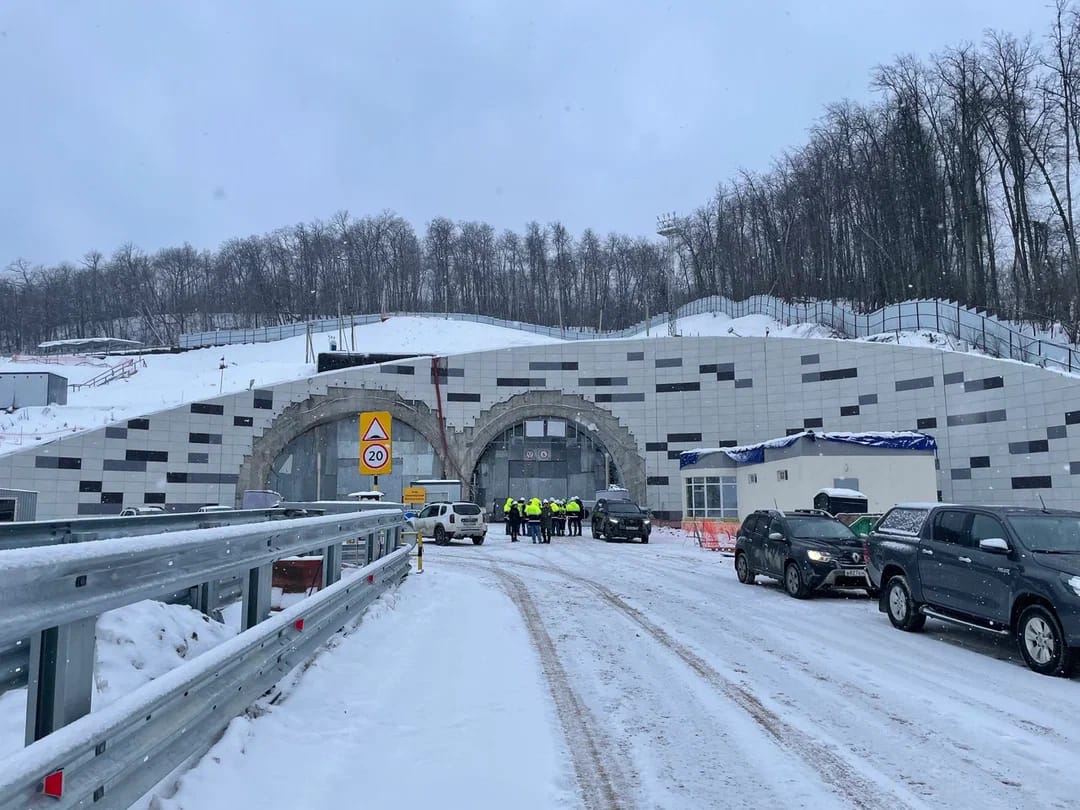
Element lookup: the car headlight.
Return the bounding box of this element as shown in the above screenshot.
[1065,575,1080,597]
[807,549,832,562]
[643,519,651,525]
[608,517,619,524]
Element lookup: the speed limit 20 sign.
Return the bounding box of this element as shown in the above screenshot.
[359,411,393,475]
[362,443,390,471]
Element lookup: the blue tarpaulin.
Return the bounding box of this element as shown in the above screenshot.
[680,430,937,468]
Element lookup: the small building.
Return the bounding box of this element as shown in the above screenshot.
[0,373,68,407]
[409,479,462,503]
[0,488,38,522]
[679,431,938,528]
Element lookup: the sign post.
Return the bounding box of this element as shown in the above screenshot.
[359,411,393,490]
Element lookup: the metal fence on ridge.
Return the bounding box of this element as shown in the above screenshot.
[177,297,1080,375]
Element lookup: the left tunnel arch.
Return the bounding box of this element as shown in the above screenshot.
[236,389,453,503]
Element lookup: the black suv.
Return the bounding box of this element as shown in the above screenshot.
[735,509,870,598]
[591,499,651,542]
[867,504,1080,676]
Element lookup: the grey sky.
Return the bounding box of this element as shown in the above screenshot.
[1,0,1041,266]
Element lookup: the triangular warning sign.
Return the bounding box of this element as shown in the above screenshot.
[362,416,390,442]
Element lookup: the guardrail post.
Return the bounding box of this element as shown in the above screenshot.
[241,564,273,631]
[191,579,221,616]
[366,532,375,565]
[323,543,342,588]
[24,617,96,745]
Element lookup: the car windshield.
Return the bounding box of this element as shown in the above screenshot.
[607,502,643,515]
[785,517,856,540]
[1005,515,1080,553]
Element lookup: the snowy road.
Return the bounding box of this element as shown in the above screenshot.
[146,529,1080,810]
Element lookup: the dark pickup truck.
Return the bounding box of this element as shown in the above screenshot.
[867,503,1080,676]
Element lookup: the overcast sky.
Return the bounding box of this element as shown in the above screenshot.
[0,0,1042,266]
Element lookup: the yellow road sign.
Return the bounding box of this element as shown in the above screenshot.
[402,486,427,504]
[360,411,392,443]
[359,411,393,475]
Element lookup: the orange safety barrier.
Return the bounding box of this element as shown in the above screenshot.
[685,519,739,553]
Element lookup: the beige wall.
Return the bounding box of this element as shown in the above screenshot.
[731,453,937,518]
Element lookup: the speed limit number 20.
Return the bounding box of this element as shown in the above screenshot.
[362,442,390,473]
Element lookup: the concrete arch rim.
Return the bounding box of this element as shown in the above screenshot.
[236,389,450,501]
[460,391,646,504]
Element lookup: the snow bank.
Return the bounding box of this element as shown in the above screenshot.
[629,311,836,340]
[0,600,235,758]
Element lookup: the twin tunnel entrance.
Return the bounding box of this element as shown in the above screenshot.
[252,391,634,509]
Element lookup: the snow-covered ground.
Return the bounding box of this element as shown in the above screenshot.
[0,316,566,455]
[638,310,837,340]
[139,528,1080,810]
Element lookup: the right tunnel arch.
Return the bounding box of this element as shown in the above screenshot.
[459,391,646,506]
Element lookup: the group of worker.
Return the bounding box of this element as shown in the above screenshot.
[501,496,584,543]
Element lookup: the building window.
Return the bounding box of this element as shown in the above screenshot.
[747,473,758,484]
[777,469,789,481]
[683,475,738,519]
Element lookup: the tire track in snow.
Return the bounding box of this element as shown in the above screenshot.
[472,555,917,810]
[515,546,1077,807]
[623,554,1068,741]
[485,565,632,810]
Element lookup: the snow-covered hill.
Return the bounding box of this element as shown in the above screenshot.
[0,311,984,456]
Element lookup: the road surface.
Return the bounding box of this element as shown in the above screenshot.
[142,528,1080,810]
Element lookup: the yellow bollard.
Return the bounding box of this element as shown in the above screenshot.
[417,533,424,574]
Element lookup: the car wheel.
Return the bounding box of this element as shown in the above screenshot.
[472,535,485,545]
[594,524,604,540]
[885,575,926,631]
[1016,605,1074,676]
[735,552,755,584]
[434,525,447,546]
[784,562,809,599]
[641,534,649,544]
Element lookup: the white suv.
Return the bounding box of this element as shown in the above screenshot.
[412,502,487,545]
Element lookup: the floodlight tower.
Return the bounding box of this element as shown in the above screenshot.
[656,212,681,337]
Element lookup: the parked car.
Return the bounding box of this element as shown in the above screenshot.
[412,501,487,545]
[119,506,166,517]
[591,499,651,542]
[867,503,1080,676]
[198,504,233,513]
[734,509,870,598]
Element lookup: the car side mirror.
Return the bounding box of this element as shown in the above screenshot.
[978,537,1010,554]
[768,532,784,541]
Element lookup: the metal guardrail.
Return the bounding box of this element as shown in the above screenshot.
[0,544,411,809]
[0,509,405,760]
[0,576,245,693]
[0,507,311,551]
[176,296,1080,373]
[0,508,316,692]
